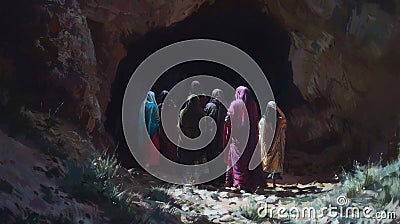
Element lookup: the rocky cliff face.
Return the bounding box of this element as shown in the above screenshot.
[266,0,400,163]
[0,0,210,150]
[1,0,399,165]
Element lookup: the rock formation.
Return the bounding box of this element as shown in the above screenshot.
[1,0,399,176]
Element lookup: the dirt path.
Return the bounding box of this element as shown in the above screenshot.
[130,169,341,223]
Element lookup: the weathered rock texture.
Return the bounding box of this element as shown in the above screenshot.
[266,0,400,163]
[1,0,399,164]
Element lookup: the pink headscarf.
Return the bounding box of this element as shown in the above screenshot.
[235,86,259,118]
[234,86,259,146]
[235,86,251,104]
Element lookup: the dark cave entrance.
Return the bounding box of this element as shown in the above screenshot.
[105,0,305,168]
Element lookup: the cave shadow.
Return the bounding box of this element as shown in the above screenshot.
[105,0,306,170]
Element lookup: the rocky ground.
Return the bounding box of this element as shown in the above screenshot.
[1,108,398,223]
[128,168,341,223]
[127,165,400,223]
[0,110,342,223]
[0,109,183,223]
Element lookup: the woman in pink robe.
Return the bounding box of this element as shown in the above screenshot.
[224,86,264,191]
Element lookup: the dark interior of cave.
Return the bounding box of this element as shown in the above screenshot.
[105,0,306,168]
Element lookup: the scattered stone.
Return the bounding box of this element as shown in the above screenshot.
[265,195,279,204]
[275,187,285,191]
[231,211,242,218]
[362,190,378,197]
[211,192,219,201]
[194,201,202,210]
[229,197,239,202]
[219,214,234,222]
[242,193,252,197]
[181,204,190,212]
[198,190,207,198]
[209,215,220,222]
[184,186,194,194]
[204,209,219,216]
[314,187,323,193]
[255,195,266,201]
[216,209,229,215]
[219,192,229,198]
[189,210,198,216]
[212,218,220,223]
[228,192,242,198]
[212,204,223,209]
[225,186,235,191]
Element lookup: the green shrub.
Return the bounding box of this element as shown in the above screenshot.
[238,196,260,221]
[59,151,138,223]
[304,153,400,223]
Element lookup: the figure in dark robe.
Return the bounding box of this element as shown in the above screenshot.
[189,80,209,108]
[158,90,178,163]
[204,89,227,161]
[177,94,206,165]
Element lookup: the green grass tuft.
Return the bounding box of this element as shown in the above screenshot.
[59,151,138,223]
[302,148,400,223]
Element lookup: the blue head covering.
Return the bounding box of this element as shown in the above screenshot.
[144,91,160,136]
